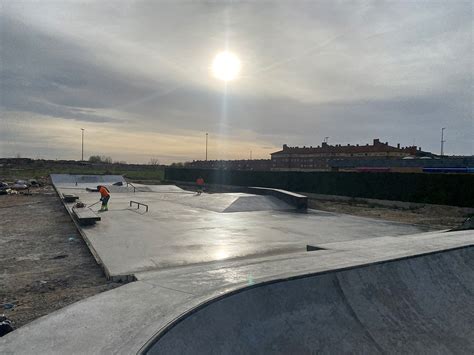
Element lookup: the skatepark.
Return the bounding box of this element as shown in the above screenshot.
[1,174,473,354]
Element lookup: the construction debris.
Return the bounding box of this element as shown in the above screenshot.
[0,314,14,337]
[63,194,79,203]
[0,178,46,195]
[12,180,29,190]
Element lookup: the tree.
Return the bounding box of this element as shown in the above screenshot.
[149,158,160,166]
[102,156,112,164]
[88,155,102,163]
[88,155,113,164]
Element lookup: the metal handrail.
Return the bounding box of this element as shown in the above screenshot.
[127,182,136,193]
[130,200,148,212]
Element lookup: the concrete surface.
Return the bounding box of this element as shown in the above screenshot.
[51,176,426,280]
[148,246,474,355]
[1,175,472,354]
[72,207,101,225]
[1,229,472,355]
[247,187,308,210]
[50,174,125,186]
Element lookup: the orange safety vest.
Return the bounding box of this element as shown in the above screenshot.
[98,186,110,198]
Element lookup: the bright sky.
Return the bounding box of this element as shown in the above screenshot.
[1,1,472,163]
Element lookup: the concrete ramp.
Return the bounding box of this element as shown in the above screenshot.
[223,195,293,212]
[49,175,431,280]
[91,184,185,194]
[128,184,188,193]
[170,193,294,213]
[145,246,474,354]
[146,185,186,193]
[248,187,308,210]
[50,174,125,186]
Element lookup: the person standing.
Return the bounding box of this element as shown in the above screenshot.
[96,185,110,211]
[196,177,205,195]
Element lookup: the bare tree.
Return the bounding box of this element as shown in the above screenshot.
[89,155,101,163]
[102,156,112,164]
[89,155,113,164]
[149,158,160,166]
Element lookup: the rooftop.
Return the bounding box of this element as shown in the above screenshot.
[271,138,424,155]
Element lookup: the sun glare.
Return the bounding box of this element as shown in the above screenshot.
[212,51,241,81]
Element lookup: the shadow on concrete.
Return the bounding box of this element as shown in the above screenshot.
[143,246,474,354]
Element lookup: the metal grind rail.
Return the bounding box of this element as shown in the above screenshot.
[127,182,137,193]
[130,200,149,212]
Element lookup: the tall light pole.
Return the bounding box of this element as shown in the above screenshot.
[441,127,446,156]
[205,132,208,161]
[324,136,330,144]
[81,128,85,161]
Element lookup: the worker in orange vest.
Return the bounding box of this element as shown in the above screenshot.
[196,177,204,195]
[96,185,110,212]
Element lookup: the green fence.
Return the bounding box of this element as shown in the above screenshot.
[165,168,474,207]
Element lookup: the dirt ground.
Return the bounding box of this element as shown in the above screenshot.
[309,199,472,230]
[0,184,120,332]
[0,182,471,334]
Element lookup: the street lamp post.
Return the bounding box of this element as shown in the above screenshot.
[81,128,85,161]
[205,133,208,161]
[441,127,446,156]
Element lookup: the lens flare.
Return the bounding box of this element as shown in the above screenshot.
[212,51,241,81]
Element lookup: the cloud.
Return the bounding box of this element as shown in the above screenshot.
[0,16,165,122]
[0,1,472,161]
[0,113,279,163]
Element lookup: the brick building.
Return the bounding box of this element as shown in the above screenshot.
[271,139,434,171]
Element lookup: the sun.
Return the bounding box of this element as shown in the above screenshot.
[211,51,241,81]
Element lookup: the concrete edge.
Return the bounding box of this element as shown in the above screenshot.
[51,180,135,282]
[169,180,307,210]
[171,180,244,193]
[247,187,308,210]
[137,243,474,354]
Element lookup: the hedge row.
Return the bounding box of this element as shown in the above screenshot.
[165,168,474,207]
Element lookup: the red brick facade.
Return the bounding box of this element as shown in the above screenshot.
[271,139,429,171]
